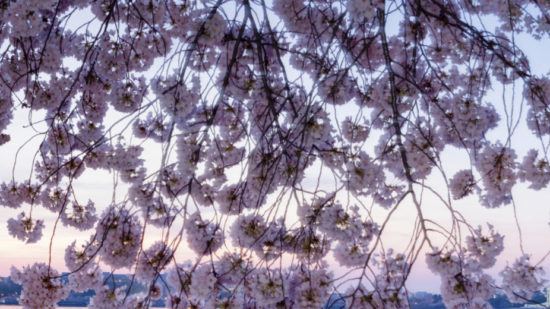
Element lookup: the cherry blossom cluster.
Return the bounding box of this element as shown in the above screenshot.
[7,212,44,243]
[184,212,224,255]
[426,225,506,307]
[339,250,410,308]
[95,206,143,269]
[88,285,146,309]
[135,241,173,282]
[499,255,546,303]
[0,0,549,307]
[518,149,550,190]
[10,263,70,309]
[475,144,517,208]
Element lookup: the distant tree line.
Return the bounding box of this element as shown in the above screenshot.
[2,274,546,308]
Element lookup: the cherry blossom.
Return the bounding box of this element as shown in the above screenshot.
[7,212,44,243]
[1,0,550,307]
[10,263,70,309]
